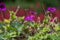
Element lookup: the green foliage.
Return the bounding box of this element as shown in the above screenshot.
[54,24,60,31]
[42,27,51,33]
[0,1,60,40]
[28,31,60,40]
[0,12,60,40]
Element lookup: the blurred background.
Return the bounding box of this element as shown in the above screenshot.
[0,0,60,8]
[0,0,60,13]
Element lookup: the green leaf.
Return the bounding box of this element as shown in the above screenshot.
[54,26,60,31]
[42,27,51,33]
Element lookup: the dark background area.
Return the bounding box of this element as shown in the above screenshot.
[0,0,60,9]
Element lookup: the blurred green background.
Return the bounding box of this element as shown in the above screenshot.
[3,0,59,9]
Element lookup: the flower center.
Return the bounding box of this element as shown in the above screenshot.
[0,5,4,9]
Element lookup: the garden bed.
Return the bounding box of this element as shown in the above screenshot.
[0,2,60,40]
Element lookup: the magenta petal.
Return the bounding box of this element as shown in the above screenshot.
[25,15,35,22]
[47,7,56,13]
[47,7,51,11]
[0,3,6,11]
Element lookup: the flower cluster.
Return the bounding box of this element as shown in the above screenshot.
[0,3,10,21]
[0,3,45,23]
[0,3,60,40]
[0,3,60,23]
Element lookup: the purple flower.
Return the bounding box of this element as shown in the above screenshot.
[25,15,34,22]
[0,3,6,11]
[47,7,56,13]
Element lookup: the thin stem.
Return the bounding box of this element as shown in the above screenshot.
[15,5,20,14]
